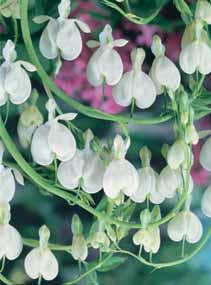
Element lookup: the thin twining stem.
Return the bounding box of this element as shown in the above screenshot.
[0,114,186,230]
[20,0,172,126]
[0,273,13,285]
[112,228,211,269]
[23,238,71,253]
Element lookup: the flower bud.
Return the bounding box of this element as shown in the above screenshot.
[18,105,43,149]
[58,0,71,18]
[167,140,185,169]
[71,214,83,236]
[139,146,152,167]
[140,209,151,229]
[185,124,199,145]
[195,0,211,24]
[91,232,110,250]
[151,205,161,222]
[39,225,50,250]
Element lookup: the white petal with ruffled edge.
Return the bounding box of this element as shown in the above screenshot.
[201,186,211,217]
[0,168,16,202]
[57,20,82,61]
[0,224,23,260]
[39,19,59,59]
[31,124,54,166]
[48,122,76,162]
[103,159,139,199]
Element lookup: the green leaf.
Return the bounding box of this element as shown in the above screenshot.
[173,0,193,17]
[97,256,127,272]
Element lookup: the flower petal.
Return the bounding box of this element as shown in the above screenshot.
[40,249,59,281]
[200,136,211,171]
[133,71,156,109]
[112,71,133,107]
[5,64,31,105]
[4,224,23,260]
[83,152,105,193]
[31,124,54,166]
[57,20,82,61]
[57,150,84,189]
[39,19,59,59]
[24,248,41,279]
[186,212,203,243]
[167,211,186,242]
[179,42,199,74]
[48,122,76,162]
[0,64,8,106]
[0,168,16,202]
[201,186,211,217]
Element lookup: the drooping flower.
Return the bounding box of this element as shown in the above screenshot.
[71,215,88,261]
[179,19,211,75]
[86,24,128,87]
[35,0,91,60]
[133,227,160,254]
[57,129,105,194]
[200,136,211,171]
[0,40,36,106]
[0,202,23,261]
[113,48,156,109]
[103,135,139,199]
[24,225,59,281]
[31,99,77,166]
[131,147,164,204]
[150,35,181,95]
[167,210,203,243]
[201,186,211,217]
[91,231,110,250]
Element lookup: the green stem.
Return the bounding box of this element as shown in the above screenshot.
[0,274,13,285]
[112,229,211,269]
[0,114,186,230]
[23,238,71,253]
[20,0,172,126]
[63,253,113,285]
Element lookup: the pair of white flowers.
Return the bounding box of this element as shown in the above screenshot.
[0,40,35,106]
[0,141,24,263]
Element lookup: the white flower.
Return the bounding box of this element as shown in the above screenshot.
[200,136,211,171]
[201,186,211,217]
[17,104,44,149]
[31,99,77,166]
[103,135,139,199]
[180,40,211,75]
[24,225,59,281]
[36,0,90,60]
[167,211,203,243]
[0,202,23,261]
[72,235,88,261]
[58,130,105,193]
[150,35,181,95]
[131,147,164,204]
[0,40,36,106]
[167,140,185,170]
[86,24,128,87]
[91,231,110,250]
[0,141,24,203]
[133,227,160,254]
[113,48,156,109]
